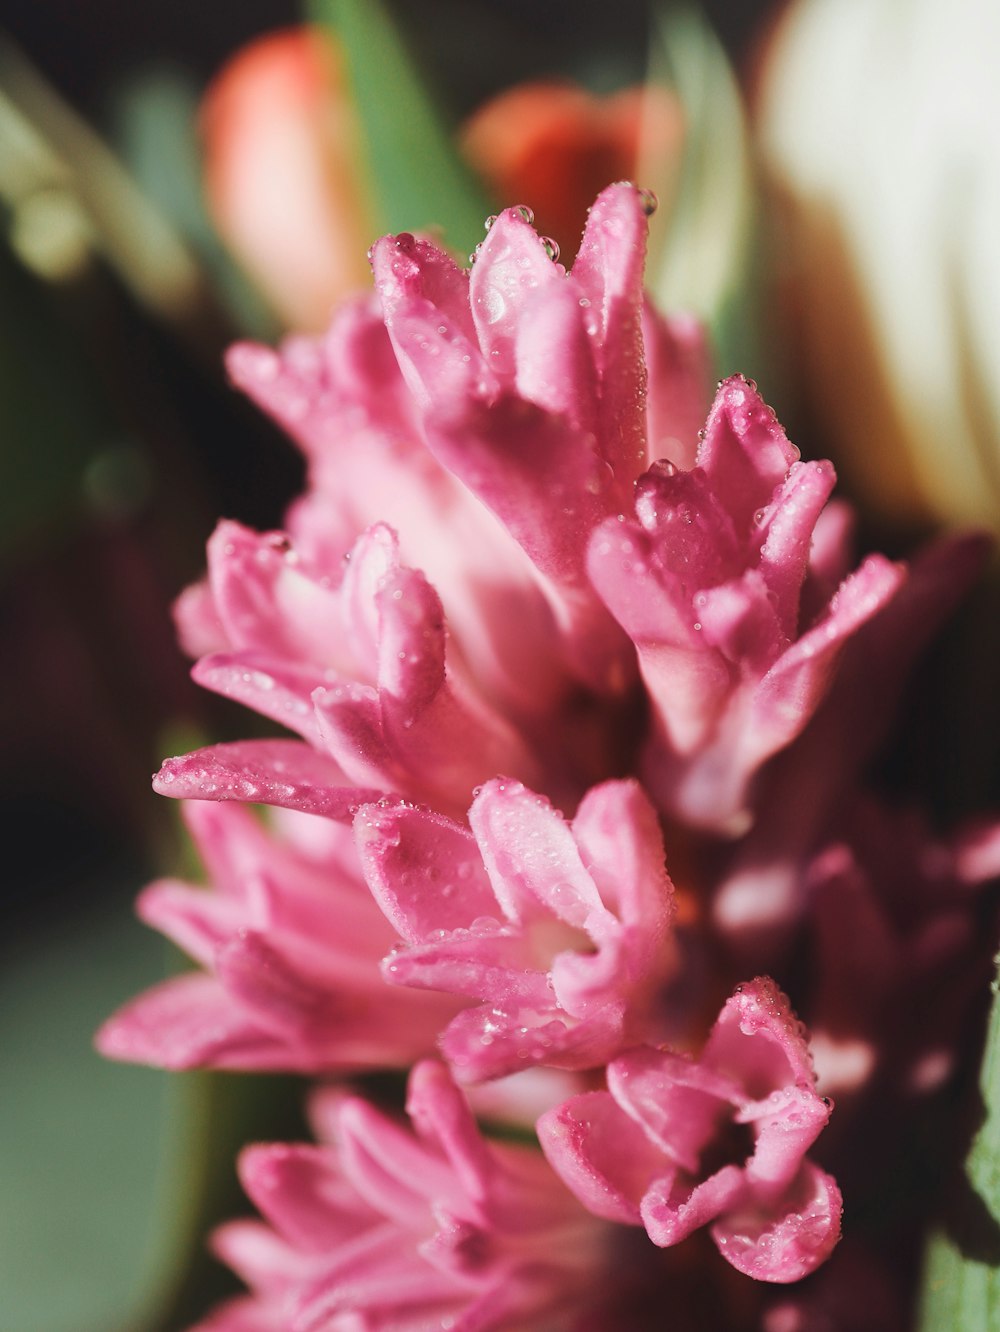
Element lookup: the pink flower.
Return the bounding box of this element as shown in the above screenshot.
[96,800,459,1072]
[802,800,1000,1109]
[711,528,991,945]
[588,377,905,834]
[538,978,842,1283]
[227,183,710,720]
[168,519,540,818]
[355,777,677,1083]
[192,1061,610,1331]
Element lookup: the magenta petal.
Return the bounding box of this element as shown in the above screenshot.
[439,1004,616,1083]
[216,932,327,1037]
[205,520,347,666]
[239,1143,374,1251]
[704,979,817,1098]
[537,1090,652,1223]
[469,779,606,927]
[641,1163,745,1247]
[698,377,799,529]
[571,184,649,481]
[742,1086,832,1198]
[136,878,239,967]
[710,1162,842,1283]
[755,555,905,753]
[95,973,287,1070]
[210,1215,312,1295]
[423,392,605,587]
[383,931,547,1005]
[757,461,837,627]
[372,230,476,346]
[405,1060,492,1201]
[513,280,599,438]
[355,804,496,942]
[375,565,447,710]
[607,1047,738,1172]
[470,205,562,377]
[570,779,674,933]
[335,1097,461,1228]
[192,652,326,745]
[153,739,381,818]
[312,682,400,788]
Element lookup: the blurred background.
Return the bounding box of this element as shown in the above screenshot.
[1,1,997,1327]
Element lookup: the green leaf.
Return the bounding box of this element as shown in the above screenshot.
[918,959,1000,1330]
[309,0,491,257]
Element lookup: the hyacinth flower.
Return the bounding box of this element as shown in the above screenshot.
[710,527,992,947]
[355,777,677,1084]
[588,376,905,833]
[226,182,710,720]
[168,518,541,819]
[801,800,1000,1111]
[97,800,460,1072]
[193,1060,610,1332]
[538,978,841,1283]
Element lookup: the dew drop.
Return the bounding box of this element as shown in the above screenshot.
[514,204,535,224]
[753,508,767,526]
[540,236,560,262]
[484,214,498,232]
[637,187,658,216]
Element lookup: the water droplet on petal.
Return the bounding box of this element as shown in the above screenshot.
[514,204,535,224]
[540,236,560,262]
[484,214,498,232]
[637,187,658,216]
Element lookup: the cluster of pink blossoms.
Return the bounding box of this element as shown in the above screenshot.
[100,185,1000,1330]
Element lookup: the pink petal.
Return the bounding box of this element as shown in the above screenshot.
[354,804,496,942]
[710,1161,842,1283]
[405,1060,492,1202]
[192,652,325,745]
[335,1098,464,1227]
[215,931,327,1037]
[513,279,599,438]
[136,878,241,967]
[382,931,548,1006]
[537,1090,653,1223]
[641,1163,745,1247]
[153,739,380,818]
[703,979,816,1098]
[239,1143,375,1251]
[205,520,349,667]
[95,973,290,1070]
[606,1047,738,1171]
[570,779,675,933]
[698,377,799,531]
[471,204,563,377]
[469,779,608,928]
[570,184,649,482]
